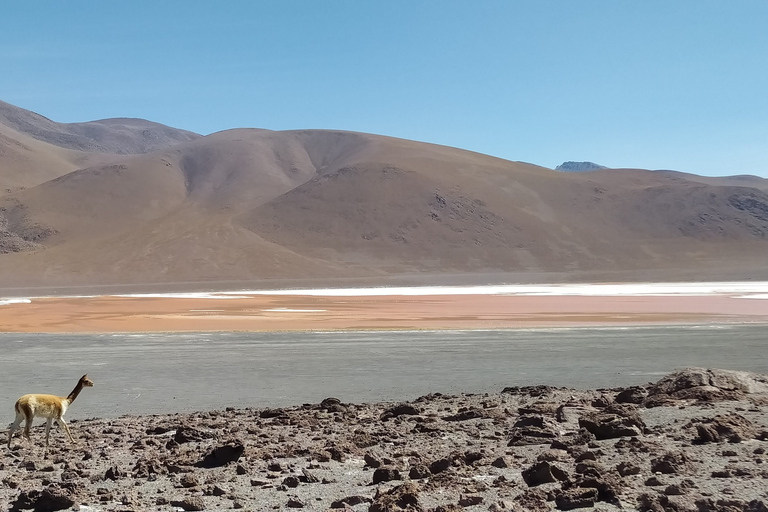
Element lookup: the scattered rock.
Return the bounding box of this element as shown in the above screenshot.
[491,456,511,469]
[365,453,383,468]
[521,461,569,487]
[508,414,560,446]
[369,482,421,512]
[554,487,598,510]
[616,461,641,476]
[409,464,431,479]
[650,452,693,475]
[381,404,420,420]
[444,407,485,421]
[429,458,452,475]
[170,497,206,511]
[260,408,288,419]
[179,473,199,488]
[372,467,401,484]
[1,369,766,511]
[615,386,649,404]
[196,440,245,468]
[578,404,645,439]
[10,485,77,512]
[694,413,758,443]
[283,475,301,488]
[458,494,484,507]
[286,497,306,508]
[330,495,372,508]
[174,426,214,443]
[104,466,125,481]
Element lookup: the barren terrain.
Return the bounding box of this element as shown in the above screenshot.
[2,368,768,512]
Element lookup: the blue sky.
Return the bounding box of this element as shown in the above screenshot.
[2,1,767,177]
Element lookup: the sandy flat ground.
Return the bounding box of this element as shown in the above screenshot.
[1,284,768,332]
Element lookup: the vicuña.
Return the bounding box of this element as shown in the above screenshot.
[7,374,94,451]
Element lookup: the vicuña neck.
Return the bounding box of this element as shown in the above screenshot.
[66,380,86,403]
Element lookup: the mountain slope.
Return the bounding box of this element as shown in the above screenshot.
[0,100,767,288]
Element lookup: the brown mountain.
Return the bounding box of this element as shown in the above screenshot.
[1,101,767,290]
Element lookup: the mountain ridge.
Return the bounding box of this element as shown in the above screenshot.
[0,99,200,155]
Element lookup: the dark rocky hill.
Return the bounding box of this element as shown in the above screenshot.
[556,161,608,172]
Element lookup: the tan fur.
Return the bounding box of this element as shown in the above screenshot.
[7,374,94,451]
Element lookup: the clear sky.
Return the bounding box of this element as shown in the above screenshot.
[2,1,767,177]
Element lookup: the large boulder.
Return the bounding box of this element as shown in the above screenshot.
[694,413,758,443]
[578,404,645,440]
[650,368,768,398]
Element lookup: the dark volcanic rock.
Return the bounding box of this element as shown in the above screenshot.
[381,404,421,420]
[429,458,452,475]
[502,385,558,397]
[369,482,421,512]
[409,464,431,479]
[174,425,214,443]
[179,473,199,488]
[491,456,511,469]
[365,453,383,468]
[616,461,641,476]
[569,476,622,506]
[104,465,125,481]
[694,498,768,512]
[555,487,599,510]
[522,461,569,487]
[443,407,485,421]
[372,467,402,484]
[283,476,301,488]
[650,452,693,475]
[10,485,77,512]
[509,414,560,446]
[578,405,645,440]
[286,497,306,508]
[330,495,372,508]
[197,440,245,468]
[458,494,484,507]
[615,386,649,404]
[260,408,288,419]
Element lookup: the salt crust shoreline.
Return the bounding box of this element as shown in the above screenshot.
[3,281,768,303]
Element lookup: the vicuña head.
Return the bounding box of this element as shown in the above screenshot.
[7,374,94,452]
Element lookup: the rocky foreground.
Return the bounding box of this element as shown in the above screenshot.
[2,368,768,512]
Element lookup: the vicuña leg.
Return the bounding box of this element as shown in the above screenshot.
[7,412,23,448]
[57,418,75,444]
[44,418,54,447]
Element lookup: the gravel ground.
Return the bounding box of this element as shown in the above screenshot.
[2,368,768,512]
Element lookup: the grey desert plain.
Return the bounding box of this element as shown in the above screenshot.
[1,99,768,289]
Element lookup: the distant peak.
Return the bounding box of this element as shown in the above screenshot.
[555,161,607,172]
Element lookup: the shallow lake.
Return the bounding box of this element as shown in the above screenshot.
[1,324,766,419]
